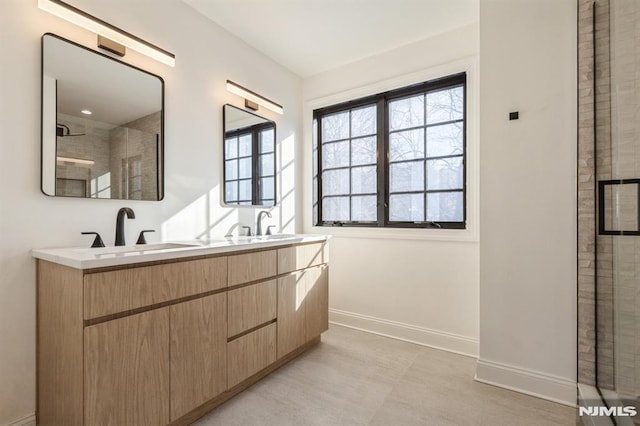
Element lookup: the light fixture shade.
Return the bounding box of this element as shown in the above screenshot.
[38,0,175,67]
[226,80,284,115]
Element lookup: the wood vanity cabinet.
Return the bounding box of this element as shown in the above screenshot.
[37,240,328,426]
[84,309,170,426]
[170,294,227,421]
[276,243,329,358]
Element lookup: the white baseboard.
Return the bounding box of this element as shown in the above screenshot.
[475,358,577,407]
[5,414,36,426]
[329,308,479,357]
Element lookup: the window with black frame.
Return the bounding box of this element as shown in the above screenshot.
[223,104,276,207]
[313,73,466,229]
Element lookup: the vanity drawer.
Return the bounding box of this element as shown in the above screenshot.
[227,323,277,388]
[227,250,277,286]
[227,279,276,337]
[84,256,227,319]
[277,242,329,274]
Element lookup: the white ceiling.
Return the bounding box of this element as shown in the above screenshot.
[183,0,479,78]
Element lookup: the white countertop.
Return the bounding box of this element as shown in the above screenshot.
[32,234,329,270]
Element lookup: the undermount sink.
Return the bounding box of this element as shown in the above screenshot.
[234,234,298,242]
[260,234,297,240]
[93,242,202,255]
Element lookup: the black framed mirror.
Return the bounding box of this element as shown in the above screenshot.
[223,104,276,206]
[41,33,164,200]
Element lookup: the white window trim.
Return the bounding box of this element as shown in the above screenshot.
[302,56,480,243]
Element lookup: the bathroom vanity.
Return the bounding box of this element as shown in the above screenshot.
[33,235,329,425]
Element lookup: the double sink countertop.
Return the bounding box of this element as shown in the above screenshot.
[32,234,329,270]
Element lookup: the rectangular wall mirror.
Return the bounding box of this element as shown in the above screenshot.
[223,104,276,206]
[41,33,164,200]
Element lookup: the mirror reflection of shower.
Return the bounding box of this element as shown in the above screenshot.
[41,34,164,201]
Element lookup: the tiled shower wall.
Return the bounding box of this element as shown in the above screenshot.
[578,0,640,395]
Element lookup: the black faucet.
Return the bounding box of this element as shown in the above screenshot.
[115,207,135,246]
[256,210,272,236]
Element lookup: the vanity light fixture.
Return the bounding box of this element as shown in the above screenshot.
[37,0,176,67]
[81,109,92,115]
[226,80,284,115]
[56,156,95,166]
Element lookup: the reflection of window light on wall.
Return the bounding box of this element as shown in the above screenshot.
[91,172,111,198]
[123,156,143,200]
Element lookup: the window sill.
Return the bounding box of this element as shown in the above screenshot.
[305,225,479,243]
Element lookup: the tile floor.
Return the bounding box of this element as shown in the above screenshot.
[194,325,575,426]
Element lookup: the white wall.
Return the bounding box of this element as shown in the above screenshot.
[0,0,301,423]
[302,24,481,356]
[476,0,577,405]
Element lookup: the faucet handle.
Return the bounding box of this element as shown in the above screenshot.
[136,230,155,245]
[241,225,252,236]
[266,225,276,235]
[81,232,105,248]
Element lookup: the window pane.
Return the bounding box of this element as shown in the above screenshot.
[352,196,377,221]
[239,179,252,200]
[389,94,424,131]
[322,111,349,142]
[312,118,318,150]
[390,161,424,192]
[351,136,376,166]
[322,141,349,169]
[225,159,238,180]
[260,129,274,153]
[225,137,237,159]
[260,177,274,200]
[313,176,318,224]
[260,153,274,177]
[389,193,424,221]
[390,129,425,161]
[427,157,463,190]
[426,86,463,124]
[323,196,350,221]
[313,147,318,176]
[261,199,275,207]
[351,105,376,137]
[226,181,238,202]
[427,191,463,222]
[351,166,376,194]
[238,134,252,157]
[426,123,463,158]
[238,157,252,179]
[322,169,349,195]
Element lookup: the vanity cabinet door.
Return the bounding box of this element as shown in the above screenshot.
[277,265,329,358]
[304,265,329,339]
[277,272,308,358]
[84,308,170,426]
[170,293,227,421]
